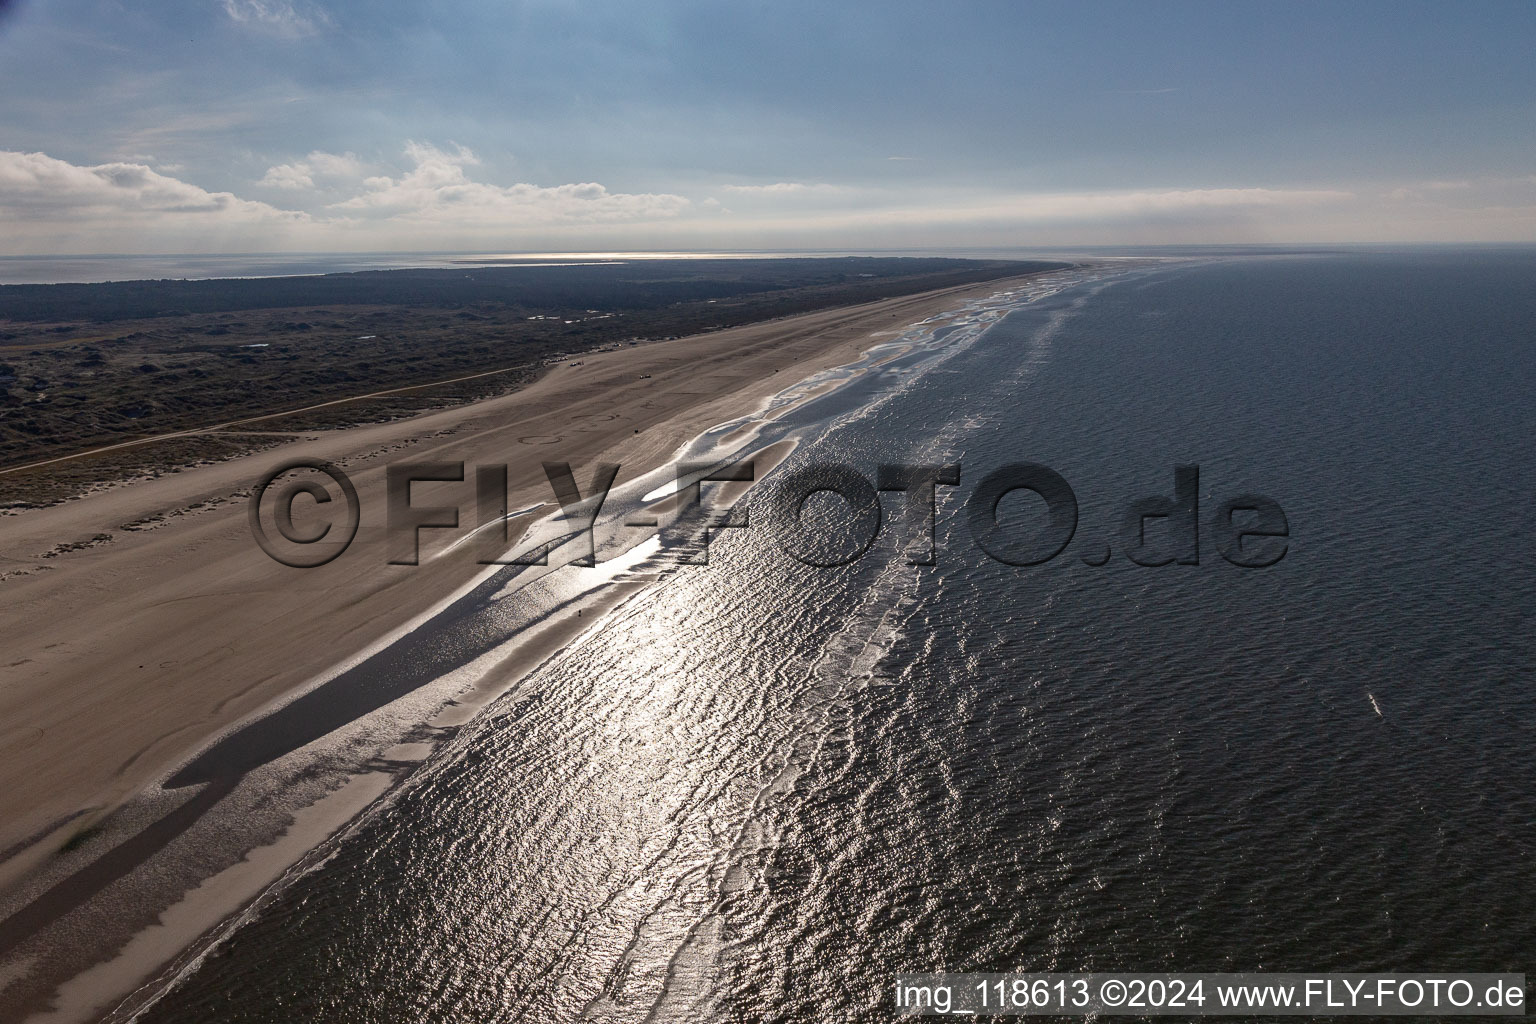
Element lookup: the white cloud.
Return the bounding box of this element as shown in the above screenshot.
[0,147,693,253]
[119,154,187,175]
[219,0,331,37]
[0,150,302,221]
[709,184,1346,223]
[3,146,1530,254]
[1382,176,1529,205]
[259,163,314,189]
[0,150,311,252]
[981,186,1353,222]
[333,142,692,224]
[703,185,1351,228]
[258,150,365,190]
[305,151,364,178]
[721,182,847,195]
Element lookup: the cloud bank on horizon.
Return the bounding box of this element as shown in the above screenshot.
[0,0,1532,254]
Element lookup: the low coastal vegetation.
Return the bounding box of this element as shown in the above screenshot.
[0,258,1060,506]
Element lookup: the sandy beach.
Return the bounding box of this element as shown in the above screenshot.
[0,273,1048,903]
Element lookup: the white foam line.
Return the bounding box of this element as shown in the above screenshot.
[640,479,683,504]
[487,534,660,604]
[430,503,544,561]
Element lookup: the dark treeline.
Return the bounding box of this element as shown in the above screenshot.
[0,258,1063,322]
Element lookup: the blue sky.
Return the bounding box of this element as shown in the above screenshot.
[1,0,1533,253]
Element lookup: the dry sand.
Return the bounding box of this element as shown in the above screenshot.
[0,274,1041,893]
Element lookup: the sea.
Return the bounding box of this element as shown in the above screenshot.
[40,249,1536,1021]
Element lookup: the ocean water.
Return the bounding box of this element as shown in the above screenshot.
[128,251,1536,1022]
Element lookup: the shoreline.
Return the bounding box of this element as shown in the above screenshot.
[0,268,1078,1020]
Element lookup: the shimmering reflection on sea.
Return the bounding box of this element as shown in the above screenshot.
[136,252,1536,1023]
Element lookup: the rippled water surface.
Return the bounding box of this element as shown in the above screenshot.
[135,252,1536,1022]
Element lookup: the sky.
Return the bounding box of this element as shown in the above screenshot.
[1,0,1534,254]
